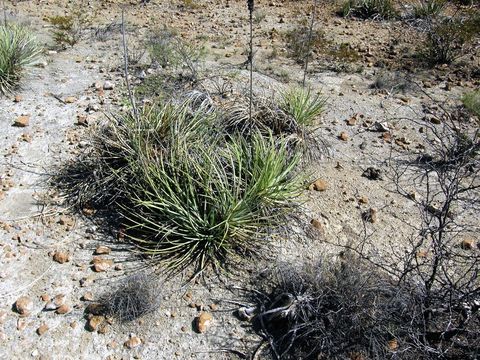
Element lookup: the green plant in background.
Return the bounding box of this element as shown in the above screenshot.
[147,26,205,81]
[462,90,480,118]
[48,10,88,49]
[284,22,326,64]
[0,23,41,95]
[413,0,446,18]
[280,87,326,126]
[422,12,480,64]
[341,0,397,19]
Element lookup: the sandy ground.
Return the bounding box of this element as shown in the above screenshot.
[0,1,478,359]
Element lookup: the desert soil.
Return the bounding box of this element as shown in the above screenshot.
[0,1,478,359]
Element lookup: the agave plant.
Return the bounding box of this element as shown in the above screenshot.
[0,24,41,94]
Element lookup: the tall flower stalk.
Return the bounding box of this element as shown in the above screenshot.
[303,0,318,88]
[247,0,254,122]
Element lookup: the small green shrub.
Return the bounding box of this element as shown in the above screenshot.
[48,10,88,49]
[280,87,326,126]
[0,24,41,95]
[341,0,397,19]
[284,24,325,64]
[462,90,480,118]
[422,13,480,64]
[413,0,446,18]
[148,27,205,80]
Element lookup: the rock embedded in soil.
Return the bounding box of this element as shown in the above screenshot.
[460,238,475,250]
[310,219,324,231]
[339,131,349,141]
[358,196,368,204]
[91,257,113,272]
[81,292,94,301]
[363,208,378,223]
[64,96,77,104]
[44,301,57,311]
[308,179,328,192]
[94,246,111,255]
[36,324,48,336]
[14,296,33,317]
[103,81,114,90]
[124,334,142,349]
[53,251,70,264]
[196,312,213,333]
[86,315,104,332]
[56,305,71,315]
[13,115,30,127]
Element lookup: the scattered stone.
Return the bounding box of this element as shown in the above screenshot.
[40,294,50,302]
[36,324,49,336]
[209,303,218,311]
[460,238,475,250]
[362,167,382,181]
[91,257,113,272]
[44,302,57,311]
[76,115,89,126]
[358,196,368,204]
[53,251,70,264]
[81,292,94,301]
[308,179,328,192]
[94,246,111,255]
[14,296,33,317]
[80,277,94,287]
[346,115,357,126]
[103,81,114,90]
[13,95,22,102]
[56,304,71,315]
[339,131,349,141]
[182,292,192,302]
[86,315,104,332]
[64,96,77,104]
[124,334,142,349]
[310,219,323,231]
[19,133,32,142]
[372,121,389,132]
[13,115,30,127]
[196,312,213,333]
[363,208,378,223]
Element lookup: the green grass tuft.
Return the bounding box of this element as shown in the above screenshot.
[0,24,41,95]
[280,87,326,126]
[462,90,480,119]
[341,0,397,19]
[413,0,446,18]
